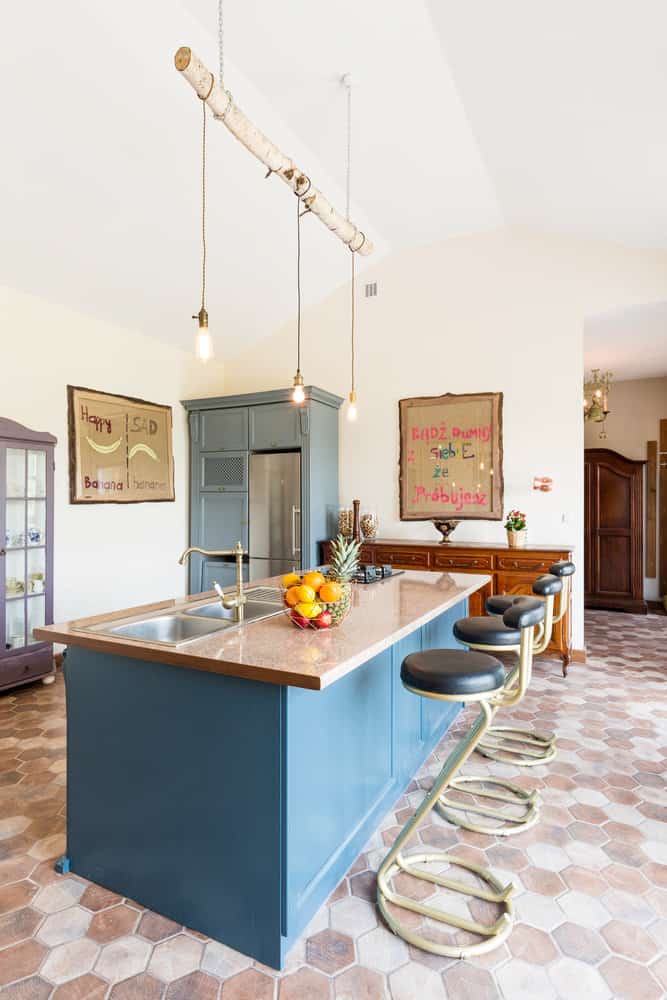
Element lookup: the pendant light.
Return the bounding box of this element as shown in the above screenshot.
[291,194,306,403]
[343,73,357,421]
[193,94,213,362]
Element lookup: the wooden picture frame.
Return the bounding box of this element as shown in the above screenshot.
[67,386,175,504]
[399,392,504,521]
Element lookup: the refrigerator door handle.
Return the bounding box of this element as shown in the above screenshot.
[291,505,301,556]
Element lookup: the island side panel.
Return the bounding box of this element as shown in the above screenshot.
[282,599,467,951]
[64,647,285,968]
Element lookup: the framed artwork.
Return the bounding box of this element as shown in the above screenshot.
[67,386,175,504]
[399,391,504,521]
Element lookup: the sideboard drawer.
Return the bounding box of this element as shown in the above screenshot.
[496,555,554,572]
[374,547,430,569]
[432,553,493,571]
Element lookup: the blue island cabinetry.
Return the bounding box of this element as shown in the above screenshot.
[63,600,466,969]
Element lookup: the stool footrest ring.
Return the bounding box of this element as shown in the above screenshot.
[477,726,557,766]
[437,775,540,836]
[377,851,515,958]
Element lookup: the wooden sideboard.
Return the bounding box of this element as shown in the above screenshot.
[320,538,574,674]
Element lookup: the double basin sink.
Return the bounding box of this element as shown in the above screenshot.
[86,587,285,646]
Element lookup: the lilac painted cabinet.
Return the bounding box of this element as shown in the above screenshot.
[0,419,56,691]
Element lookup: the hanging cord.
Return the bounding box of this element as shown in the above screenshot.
[296,195,302,372]
[345,78,352,223]
[350,251,356,393]
[343,74,356,400]
[217,0,225,92]
[200,99,207,312]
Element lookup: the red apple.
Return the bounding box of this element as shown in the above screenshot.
[290,610,311,629]
[313,610,333,629]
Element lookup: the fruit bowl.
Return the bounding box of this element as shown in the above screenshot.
[281,571,352,630]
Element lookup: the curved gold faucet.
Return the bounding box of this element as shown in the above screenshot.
[178,541,247,623]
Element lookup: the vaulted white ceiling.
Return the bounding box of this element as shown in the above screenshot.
[585,300,667,380]
[2,0,666,356]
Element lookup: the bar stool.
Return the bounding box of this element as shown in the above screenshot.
[377,597,544,958]
[431,582,558,838]
[478,560,576,767]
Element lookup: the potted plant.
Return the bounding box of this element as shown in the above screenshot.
[504,509,527,548]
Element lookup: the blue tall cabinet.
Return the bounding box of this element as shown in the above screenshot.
[181,387,342,594]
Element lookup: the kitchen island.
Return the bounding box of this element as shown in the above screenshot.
[36,570,489,969]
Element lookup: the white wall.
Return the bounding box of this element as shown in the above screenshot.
[585,376,667,600]
[1,286,225,621]
[221,229,667,652]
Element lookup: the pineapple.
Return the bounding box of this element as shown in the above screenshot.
[326,534,361,624]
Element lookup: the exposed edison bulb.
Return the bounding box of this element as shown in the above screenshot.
[193,308,213,363]
[347,390,358,421]
[291,370,305,404]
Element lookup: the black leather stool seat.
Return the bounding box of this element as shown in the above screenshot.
[454,616,521,646]
[550,560,575,577]
[486,594,518,616]
[401,649,505,697]
[532,574,562,596]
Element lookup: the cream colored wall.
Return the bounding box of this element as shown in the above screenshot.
[1,286,225,621]
[222,229,667,651]
[585,376,667,600]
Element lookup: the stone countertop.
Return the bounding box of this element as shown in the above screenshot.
[35,571,489,690]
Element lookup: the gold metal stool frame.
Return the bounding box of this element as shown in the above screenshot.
[432,586,558,838]
[377,617,538,958]
[473,570,572,768]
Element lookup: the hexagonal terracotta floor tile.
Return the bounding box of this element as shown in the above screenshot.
[0,939,49,986]
[508,923,558,964]
[51,973,108,999]
[306,928,355,974]
[41,937,100,986]
[0,976,52,1000]
[601,919,659,963]
[137,910,182,942]
[221,968,275,1000]
[88,903,139,943]
[600,956,663,999]
[0,906,43,948]
[109,973,164,999]
[553,921,609,964]
[334,965,386,999]
[165,970,220,999]
[278,967,332,999]
[148,933,204,982]
[95,935,152,984]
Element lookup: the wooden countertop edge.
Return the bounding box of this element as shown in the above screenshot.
[35,573,490,691]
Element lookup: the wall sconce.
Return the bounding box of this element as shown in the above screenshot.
[533,476,553,493]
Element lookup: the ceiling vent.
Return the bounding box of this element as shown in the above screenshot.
[364,281,378,298]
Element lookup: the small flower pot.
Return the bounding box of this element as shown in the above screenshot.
[507,529,527,548]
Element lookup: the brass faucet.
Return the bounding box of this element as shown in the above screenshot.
[178,541,248,623]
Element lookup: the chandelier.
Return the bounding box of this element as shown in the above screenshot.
[583,368,613,438]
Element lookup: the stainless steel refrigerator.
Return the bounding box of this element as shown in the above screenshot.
[248,452,301,581]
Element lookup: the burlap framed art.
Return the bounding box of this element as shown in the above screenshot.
[67,386,175,504]
[399,392,504,521]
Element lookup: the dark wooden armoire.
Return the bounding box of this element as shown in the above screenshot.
[584,448,647,614]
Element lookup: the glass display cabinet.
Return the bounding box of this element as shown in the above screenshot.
[0,418,56,691]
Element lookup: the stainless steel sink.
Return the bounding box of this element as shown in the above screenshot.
[86,586,285,646]
[105,615,226,644]
[184,600,283,623]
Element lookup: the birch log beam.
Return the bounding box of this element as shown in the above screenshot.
[175,46,373,256]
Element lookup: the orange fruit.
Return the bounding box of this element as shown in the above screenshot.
[285,585,302,607]
[319,581,343,603]
[294,584,316,604]
[296,602,322,619]
[282,572,301,588]
[302,571,325,593]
